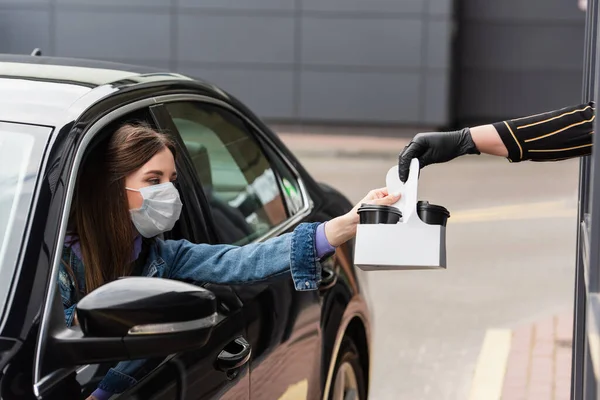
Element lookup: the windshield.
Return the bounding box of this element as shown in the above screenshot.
[0,122,50,319]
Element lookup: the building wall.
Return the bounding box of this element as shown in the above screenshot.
[0,0,454,126]
[456,0,586,125]
[0,0,587,126]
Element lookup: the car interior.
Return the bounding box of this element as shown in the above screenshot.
[166,104,291,245]
[181,137,255,244]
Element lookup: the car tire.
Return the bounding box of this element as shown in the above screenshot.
[329,337,367,400]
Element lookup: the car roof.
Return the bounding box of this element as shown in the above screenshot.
[0,54,172,86]
[0,54,216,127]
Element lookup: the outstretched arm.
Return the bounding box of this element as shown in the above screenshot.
[398,102,595,182]
[161,188,400,290]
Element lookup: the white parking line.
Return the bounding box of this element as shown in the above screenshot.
[468,329,513,400]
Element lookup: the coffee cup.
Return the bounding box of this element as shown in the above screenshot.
[357,204,402,225]
[416,201,450,226]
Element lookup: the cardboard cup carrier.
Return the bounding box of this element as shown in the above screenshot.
[354,159,449,271]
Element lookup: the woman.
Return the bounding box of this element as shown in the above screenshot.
[397,102,595,182]
[59,122,399,399]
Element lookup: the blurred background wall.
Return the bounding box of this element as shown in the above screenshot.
[456,0,586,126]
[0,0,586,128]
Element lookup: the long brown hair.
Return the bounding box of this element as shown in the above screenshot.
[69,122,176,294]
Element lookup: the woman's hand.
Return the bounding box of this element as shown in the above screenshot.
[324,187,401,247]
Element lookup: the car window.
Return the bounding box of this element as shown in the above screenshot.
[165,102,288,245]
[35,106,246,399]
[42,109,183,398]
[0,122,49,317]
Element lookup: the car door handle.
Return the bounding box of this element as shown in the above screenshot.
[216,336,251,372]
[319,266,337,291]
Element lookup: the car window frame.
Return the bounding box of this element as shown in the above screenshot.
[154,95,314,244]
[32,93,313,397]
[31,99,214,397]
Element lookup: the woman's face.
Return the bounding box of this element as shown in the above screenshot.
[125,147,178,210]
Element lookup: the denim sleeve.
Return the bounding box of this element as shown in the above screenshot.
[58,249,76,327]
[64,304,76,327]
[161,222,323,290]
[96,358,161,395]
[97,365,138,394]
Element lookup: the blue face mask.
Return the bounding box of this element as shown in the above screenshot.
[125,182,183,238]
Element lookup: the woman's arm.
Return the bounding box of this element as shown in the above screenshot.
[398,102,595,182]
[162,223,323,290]
[159,189,400,290]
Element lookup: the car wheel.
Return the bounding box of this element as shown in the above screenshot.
[330,337,367,400]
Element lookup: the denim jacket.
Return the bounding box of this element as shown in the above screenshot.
[58,222,326,395]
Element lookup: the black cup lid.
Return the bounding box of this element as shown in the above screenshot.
[357,204,402,216]
[417,201,450,217]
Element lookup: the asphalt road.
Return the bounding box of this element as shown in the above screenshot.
[280,132,580,400]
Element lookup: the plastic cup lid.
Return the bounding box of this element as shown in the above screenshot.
[417,201,450,216]
[358,204,402,216]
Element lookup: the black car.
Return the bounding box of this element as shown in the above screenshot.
[0,55,372,400]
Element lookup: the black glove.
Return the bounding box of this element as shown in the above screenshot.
[398,127,480,182]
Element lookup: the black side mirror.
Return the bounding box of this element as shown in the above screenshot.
[77,276,216,337]
[48,277,217,368]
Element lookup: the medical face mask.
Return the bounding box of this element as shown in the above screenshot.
[125,182,183,238]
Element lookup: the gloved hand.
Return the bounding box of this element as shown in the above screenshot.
[397,127,480,182]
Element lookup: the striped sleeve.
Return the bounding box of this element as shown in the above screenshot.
[492,102,595,162]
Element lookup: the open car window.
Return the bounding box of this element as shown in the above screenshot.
[35,106,191,398]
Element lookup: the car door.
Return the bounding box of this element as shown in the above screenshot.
[33,103,250,400]
[158,99,326,399]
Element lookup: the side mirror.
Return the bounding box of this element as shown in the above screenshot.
[49,277,217,368]
[77,277,216,338]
